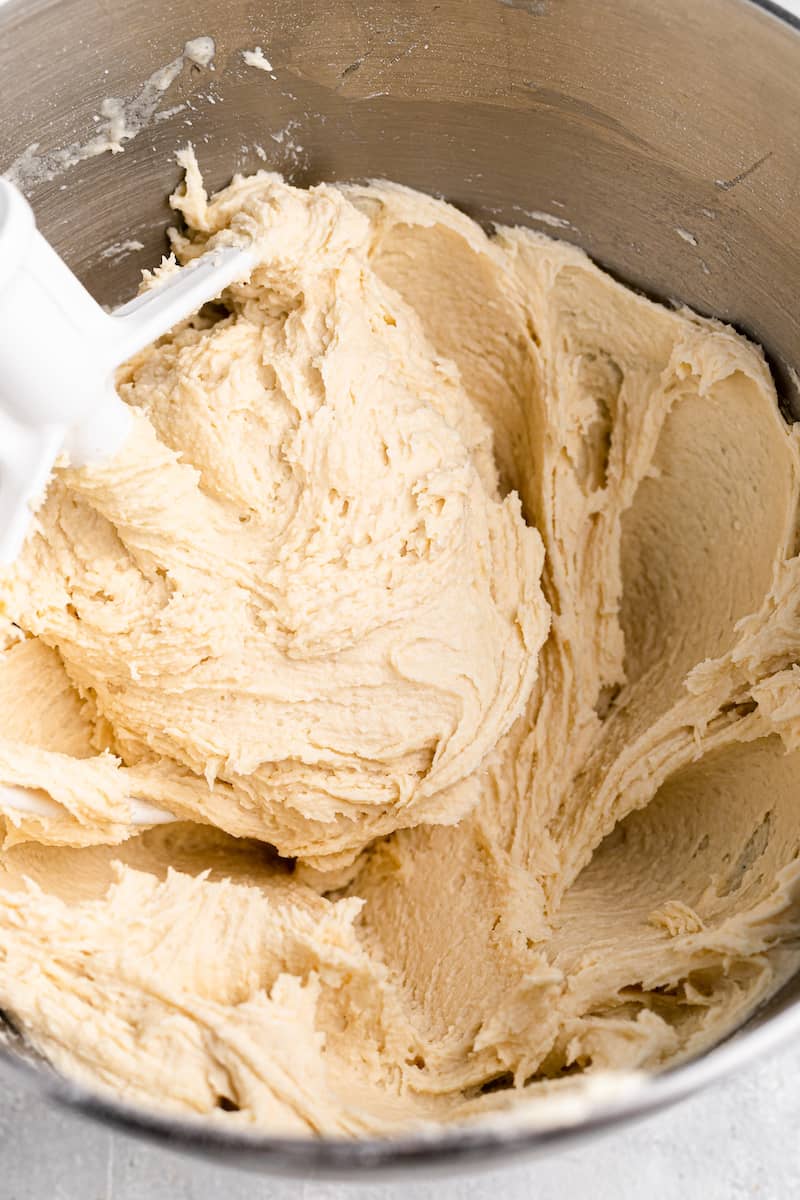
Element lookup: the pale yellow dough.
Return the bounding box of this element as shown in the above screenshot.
[1,153,800,1134]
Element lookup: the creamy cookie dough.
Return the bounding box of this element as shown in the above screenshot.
[0,152,799,1134]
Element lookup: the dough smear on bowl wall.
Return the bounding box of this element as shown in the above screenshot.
[0,149,799,1135]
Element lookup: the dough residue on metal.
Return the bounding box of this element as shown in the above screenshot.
[241,47,274,72]
[4,39,215,189]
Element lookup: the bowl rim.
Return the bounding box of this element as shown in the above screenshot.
[2,981,800,1179]
[1,0,800,1179]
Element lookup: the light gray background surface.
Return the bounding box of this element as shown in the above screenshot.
[3,0,800,1195]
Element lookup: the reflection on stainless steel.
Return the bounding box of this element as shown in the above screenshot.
[1,0,799,1177]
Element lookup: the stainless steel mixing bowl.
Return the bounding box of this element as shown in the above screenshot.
[1,0,800,1177]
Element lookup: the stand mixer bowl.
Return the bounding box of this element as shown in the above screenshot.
[1,0,799,1177]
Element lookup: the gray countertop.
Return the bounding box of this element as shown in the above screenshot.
[1,1043,799,1199]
